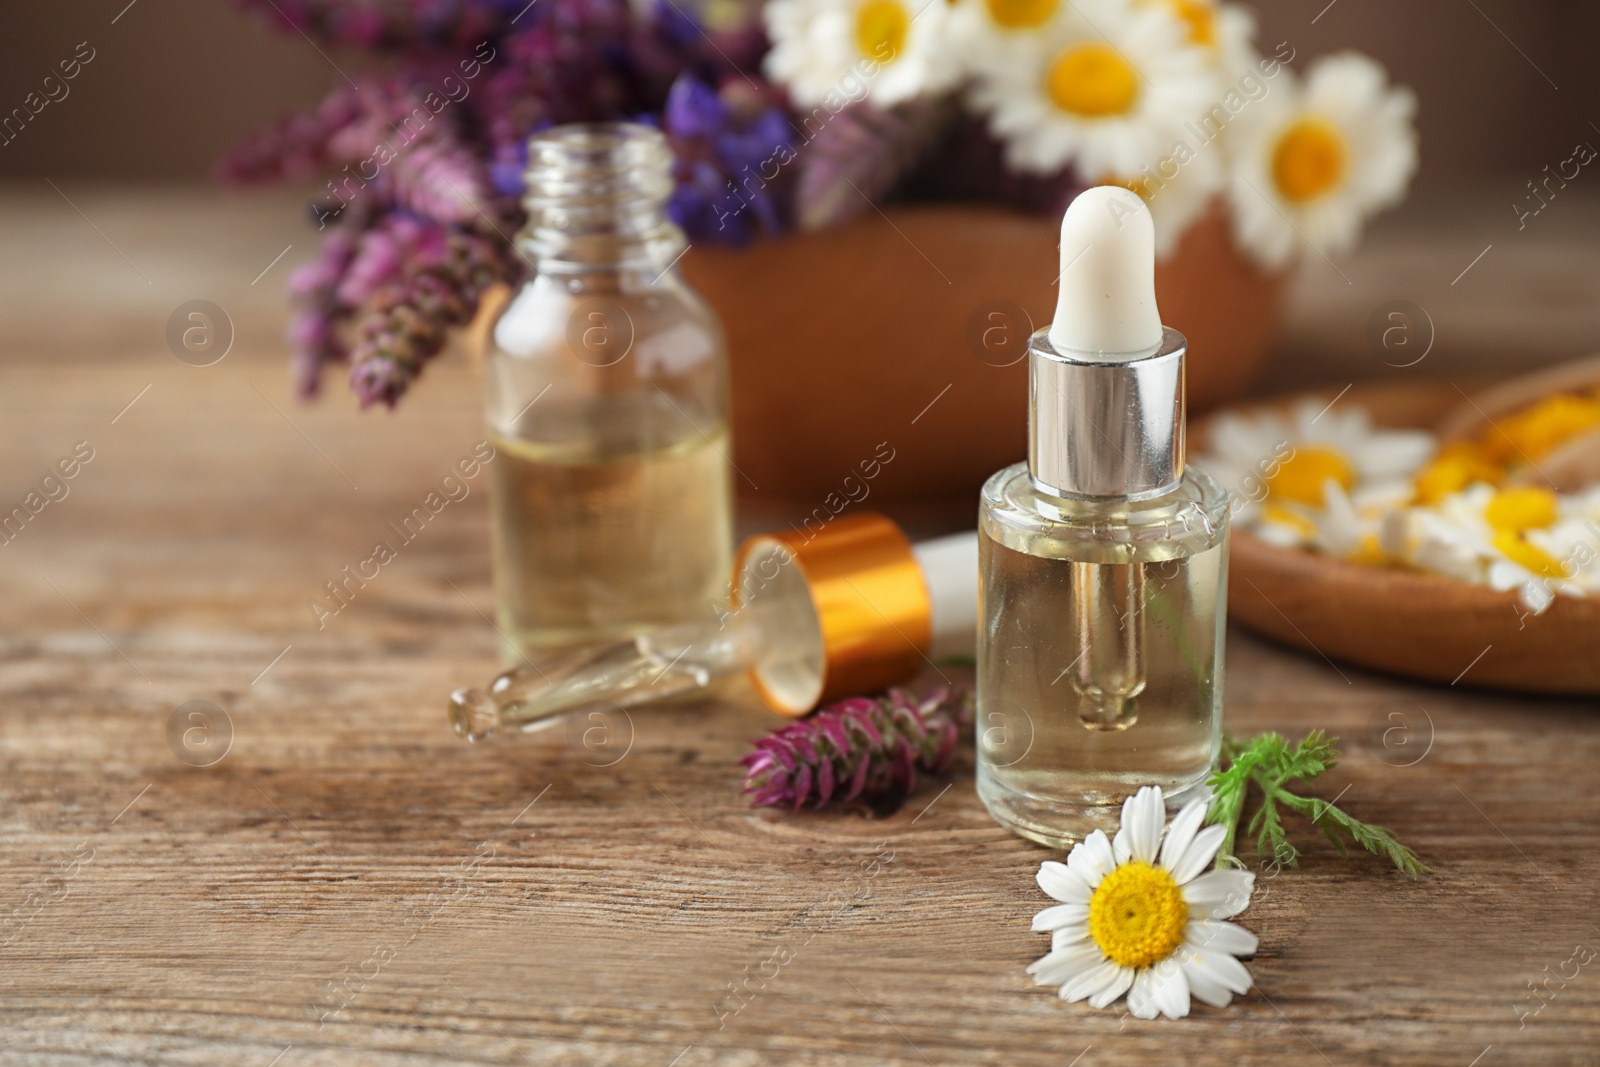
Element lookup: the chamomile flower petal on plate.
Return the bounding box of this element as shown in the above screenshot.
[764,0,962,109]
[1531,501,1600,595]
[1386,504,1488,584]
[1225,51,1418,268]
[1207,392,1600,613]
[1027,785,1258,1019]
[1377,476,1591,614]
[1350,477,1416,516]
[967,0,1222,179]
[1309,479,1363,557]
[1477,483,1576,609]
[1195,398,1436,532]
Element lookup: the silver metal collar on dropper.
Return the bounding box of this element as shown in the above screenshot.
[1028,327,1186,500]
[1027,187,1187,501]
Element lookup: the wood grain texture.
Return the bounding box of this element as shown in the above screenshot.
[0,191,1598,1066]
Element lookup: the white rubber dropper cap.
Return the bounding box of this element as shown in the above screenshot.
[1029,186,1187,498]
[1047,186,1164,357]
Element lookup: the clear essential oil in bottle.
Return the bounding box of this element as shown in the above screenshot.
[978,467,1228,848]
[487,124,733,661]
[975,187,1229,849]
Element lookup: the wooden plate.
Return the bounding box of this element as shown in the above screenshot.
[1199,381,1600,696]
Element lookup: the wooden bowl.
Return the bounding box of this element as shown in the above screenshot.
[1204,382,1600,695]
[682,202,1284,515]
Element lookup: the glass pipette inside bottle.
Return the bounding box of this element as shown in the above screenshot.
[1071,559,1146,730]
[450,515,977,741]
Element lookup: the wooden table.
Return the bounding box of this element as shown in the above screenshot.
[1,189,1597,1065]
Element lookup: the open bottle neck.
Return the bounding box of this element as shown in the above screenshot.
[519,121,686,272]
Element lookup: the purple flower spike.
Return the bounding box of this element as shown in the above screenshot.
[739,687,973,813]
[345,229,509,407]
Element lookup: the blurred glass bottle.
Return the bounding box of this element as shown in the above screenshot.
[486,123,734,662]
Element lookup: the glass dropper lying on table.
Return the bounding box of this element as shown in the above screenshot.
[450,513,977,741]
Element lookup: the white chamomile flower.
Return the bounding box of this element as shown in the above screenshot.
[1098,0,1268,256]
[1380,504,1482,583]
[1384,483,1599,615]
[1028,786,1257,1019]
[763,0,960,109]
[1203,397,1600,610]
[1526,488,1600,598]
[967,0,1221,179]
[1138,0,1256,76]
[947,0,1069,57]
[1382,485,1528,604]
[1196,397,1435,544]
[1225,51,1418,269]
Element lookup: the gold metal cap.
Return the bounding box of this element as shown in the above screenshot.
[732,512,932,716]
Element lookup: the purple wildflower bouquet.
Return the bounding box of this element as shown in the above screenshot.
[223,0,1416,408]
[223,0,776,406]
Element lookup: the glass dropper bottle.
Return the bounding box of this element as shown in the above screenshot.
[976,186,1230,849]
[450,513,977,741]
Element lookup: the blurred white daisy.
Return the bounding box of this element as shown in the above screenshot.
[1225,52,1417,268]
[1383,483,1600,614]
[1526,487,1600,592]
[1196,397,1435,544]
[1028,786,1258,1019]
[947,0,1069,60]
[1140,0,1256,75]
[763,0,961,109]
[1092,142,1225,257]
[967,0,1220,178]
[1203,396,1600,611]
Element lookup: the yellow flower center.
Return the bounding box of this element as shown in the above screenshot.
[1088,861,1189,969]
[1493,530,1567,579]
[1412,442,1499,504]
[1481,393,1600,464]
[855,0,910,62]
[985,0,1059,29]
[1485,486,1559,532]
[1271,118,1347,203]
[1265,445,1355,507]
[1047,43,1141,119]
[1162,0,1216,47]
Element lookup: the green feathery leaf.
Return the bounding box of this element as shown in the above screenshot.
[1205,730,1430,878]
